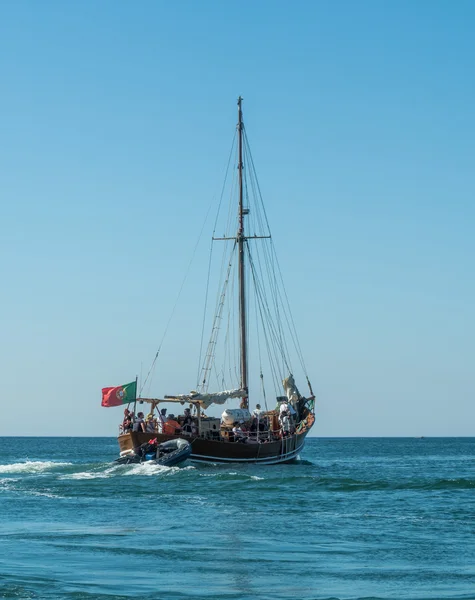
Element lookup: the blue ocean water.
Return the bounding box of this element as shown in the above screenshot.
[0,437,474,600]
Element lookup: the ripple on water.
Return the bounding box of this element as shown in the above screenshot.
[0,437,474,600]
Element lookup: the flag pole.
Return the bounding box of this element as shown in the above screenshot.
[133,376,138,421]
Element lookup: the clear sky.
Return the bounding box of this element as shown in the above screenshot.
[1,1,473,437]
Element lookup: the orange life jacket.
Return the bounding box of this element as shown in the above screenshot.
[163,420,181,435]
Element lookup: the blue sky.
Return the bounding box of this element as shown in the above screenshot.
[0,1,473,436]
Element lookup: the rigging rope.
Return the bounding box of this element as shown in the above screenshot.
[244,129,309,378]
[254,276,269,412]
[140,200,213,397]
[196,133,238,387]
[191,121,311,406]
[198,243,237,392]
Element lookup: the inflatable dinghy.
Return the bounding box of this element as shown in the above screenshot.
[115,438,191,467]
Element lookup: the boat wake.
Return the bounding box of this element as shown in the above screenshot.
[54,462,196,480]
[0,458,196,486]
[0,460,73,474]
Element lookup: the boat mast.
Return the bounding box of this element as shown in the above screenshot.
[237,96,248,408]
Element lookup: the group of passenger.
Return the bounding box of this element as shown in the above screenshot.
[120,399,298,441]
[229,401,297,443]
[120,407,197,436]
[278,398,297,437]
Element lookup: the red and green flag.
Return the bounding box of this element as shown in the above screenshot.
[101,381,137,407]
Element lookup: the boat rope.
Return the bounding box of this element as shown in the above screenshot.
[244,136,287,373]
[244,129,308,378]
[196,235,215,388]
[271,245,309,377]
[249,247,285,399]
[213,130,237,235]
[248,248,292,374]
[251,236,292,375]
[192,119,310,405]
[196,132,237,387]
[198,244,236,392]
[254,272,269,411]
[260,371,268,412]
[140,200,214,397]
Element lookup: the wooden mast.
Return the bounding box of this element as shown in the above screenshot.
[237,96,248,409]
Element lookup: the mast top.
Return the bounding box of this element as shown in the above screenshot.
[237,96,243,131]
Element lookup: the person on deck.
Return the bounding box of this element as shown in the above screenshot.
[181,408,194,435]
[133,412,146,433]
[157,408,167,434]
[253,404,263,419]
[232,421,247,443]
[278,400,292,437]
[145,413,157,433]
[279,400,289,416]
[251,404,266,433]
[281,399,297,432]
[163,414,181,436]
[280,412,291,437]
[122,409,132,433]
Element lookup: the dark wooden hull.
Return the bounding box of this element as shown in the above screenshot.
[118,429,310,465]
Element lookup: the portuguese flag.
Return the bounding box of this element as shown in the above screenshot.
[101,381,137,407]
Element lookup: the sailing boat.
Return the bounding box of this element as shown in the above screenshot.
[104,98,315,464]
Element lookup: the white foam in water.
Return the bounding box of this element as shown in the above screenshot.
[123,462,176,476]
[64,471,106,480]
[63,462,155,479]
[58,462,195,480]
[119,462,195,476]
[27,490,65,499]
[199,471,264,480]
[0,460,73,474]
[61,464,122,480]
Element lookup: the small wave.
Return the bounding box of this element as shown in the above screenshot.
[313,476,475,492]
[428,477,475,490]
[0,460,73,474]
[198,471,265,482]
[121,462,194,477]
[62,471,111,480]
[0,585,38,599]
[58,462,196,480]
[27,490,65,499]
[0,477,65,499]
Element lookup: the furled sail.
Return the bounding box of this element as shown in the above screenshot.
[282,374,301,404]
[171,388,247,409]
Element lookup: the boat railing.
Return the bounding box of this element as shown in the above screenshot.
[119,413,311,440]
[198,419,307,443]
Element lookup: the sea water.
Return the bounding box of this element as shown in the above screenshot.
[0,437,474,600]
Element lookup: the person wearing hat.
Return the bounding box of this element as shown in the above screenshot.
[162,414,181,436]
[145,412,157,433]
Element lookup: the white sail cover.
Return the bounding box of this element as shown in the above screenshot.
[173,388,247,409]
[282,374,301,403]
